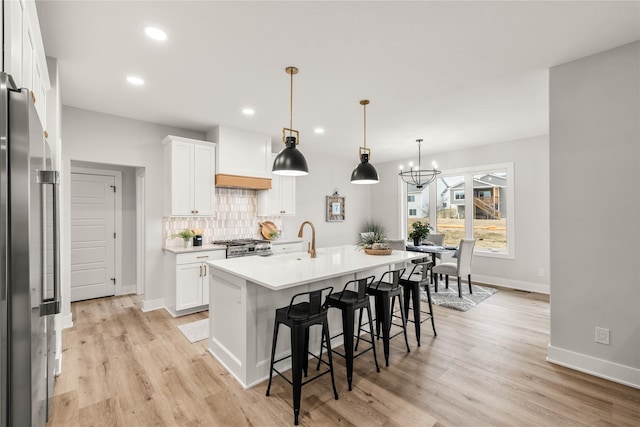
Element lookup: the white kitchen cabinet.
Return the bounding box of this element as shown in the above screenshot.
[271,240,303,254]
[166,250,225,314]
[3,0,50,126]
[257,154,296,216]
[207,125,272,179]
[162,135,216,216]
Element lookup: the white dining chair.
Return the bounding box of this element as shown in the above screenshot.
[432,239,476,298]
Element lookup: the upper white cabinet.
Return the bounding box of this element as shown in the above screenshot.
[162,135,216,216]
[206,125,272,189]
[257,153,296,216]
[3,0,50,125]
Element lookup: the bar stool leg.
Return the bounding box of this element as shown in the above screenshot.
[410,282,422,346]
[342,308,356,391]
[322,319,339,400]
[380,295,391,366]
[424,282,437,336]
[303,328,310,377]
[266,320,280,396]
[354,308,364,351]
[316,323,325,371]
[395,294,411,353]
[291,325,306,425]
[365,304,380,372]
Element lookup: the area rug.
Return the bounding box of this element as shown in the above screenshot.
[177,319,208,343]
[420,283,497,312]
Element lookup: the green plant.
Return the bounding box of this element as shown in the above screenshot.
[361,221,386,237]
[172,229,195,241]
[408,221,431,242]
[268,229,280,240]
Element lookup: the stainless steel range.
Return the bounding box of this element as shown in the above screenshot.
[213,239,272,258]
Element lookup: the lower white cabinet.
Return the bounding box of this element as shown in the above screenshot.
[271,240,303,254]
[166,250,225,314]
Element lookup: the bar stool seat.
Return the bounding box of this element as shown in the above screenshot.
[317,276,380,391]
[399,259,437,346]
[357,268,410,366]
[266,287,339,425]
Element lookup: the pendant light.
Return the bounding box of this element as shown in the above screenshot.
[350,99,379,184]
[272,66,309,176]
[399,139,441,189]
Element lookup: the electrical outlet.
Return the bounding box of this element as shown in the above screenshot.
[537,268,544,277]
[595,327,610,345]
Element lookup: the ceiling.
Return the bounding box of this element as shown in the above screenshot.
[36,1,640,163]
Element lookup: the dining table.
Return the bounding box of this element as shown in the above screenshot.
[405,244,458,282]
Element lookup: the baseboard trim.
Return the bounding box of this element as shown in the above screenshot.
[547,344,640,389]
[118,284,137,295]
[472,274,549,294]
[141,297,165,313]
[62,312,73,329]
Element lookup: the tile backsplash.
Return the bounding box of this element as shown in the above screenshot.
[163,188,282,247]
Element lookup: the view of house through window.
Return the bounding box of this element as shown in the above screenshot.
[436,176,465,246]
[472,171,507,250]
[405,168,509,252]
[407,184,429,237]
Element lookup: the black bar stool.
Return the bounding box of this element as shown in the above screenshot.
[265,287,339,425]
[357,268,410,366]
[317,275,380,391]
[398,259,437,346]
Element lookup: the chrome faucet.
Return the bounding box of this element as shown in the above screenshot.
[297,221,316,258]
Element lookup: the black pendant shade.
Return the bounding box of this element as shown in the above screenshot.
[273,136,309,176]
[351,153,379,184]
[350,99,379,184]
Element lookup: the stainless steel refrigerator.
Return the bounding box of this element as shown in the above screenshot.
[0,72,61,426]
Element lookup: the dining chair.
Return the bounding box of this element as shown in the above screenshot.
[386,239,406,250]
[425,233,444,246]
[432,239,476,298]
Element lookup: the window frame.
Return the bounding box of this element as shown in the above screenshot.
[400,162,514,260]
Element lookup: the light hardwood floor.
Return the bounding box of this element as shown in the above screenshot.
[47,288,639,426]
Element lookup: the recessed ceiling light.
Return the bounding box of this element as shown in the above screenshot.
[126,76,144,86]
[314,128,325,134]
[144,27,167,41]
[242,108,255,115]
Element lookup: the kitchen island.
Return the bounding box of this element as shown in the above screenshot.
[206,245,424,388]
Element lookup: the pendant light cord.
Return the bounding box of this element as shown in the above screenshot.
[289,69,293,136]
[363,102,367,149]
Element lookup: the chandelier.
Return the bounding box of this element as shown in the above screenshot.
[398,139,441,189]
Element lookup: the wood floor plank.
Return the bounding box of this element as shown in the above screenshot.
[47,290,640,426]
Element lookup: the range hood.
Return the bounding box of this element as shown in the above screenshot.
[215,174,271,190]
[207,126,274,190]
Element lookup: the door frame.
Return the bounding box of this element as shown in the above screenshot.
[70,166,123,297]
[135,168,145,296]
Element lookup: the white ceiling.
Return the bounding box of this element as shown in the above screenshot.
[36,1,640,163]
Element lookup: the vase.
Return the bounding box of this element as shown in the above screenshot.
[183,239,192,248]
[413,237,420,246]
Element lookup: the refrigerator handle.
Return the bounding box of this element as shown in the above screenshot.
[38,169,61,316]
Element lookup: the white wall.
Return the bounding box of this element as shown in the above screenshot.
[548,41,639,388]
[280,149,374,249]
[372,135,550,293]
[61,106,205,319]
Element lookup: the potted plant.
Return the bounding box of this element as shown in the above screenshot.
[268,229,280,240]
[408,221,431,246]
[172,229,195,248]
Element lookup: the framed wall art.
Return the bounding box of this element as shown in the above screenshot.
[326,192,345,222]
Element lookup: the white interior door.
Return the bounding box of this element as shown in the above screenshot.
[70,173,115,301]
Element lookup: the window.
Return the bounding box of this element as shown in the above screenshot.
[402,162,513,258]
[437,176,465,246]
[473,171,507,251]
[406,185,429,235]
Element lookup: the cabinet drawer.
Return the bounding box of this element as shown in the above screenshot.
[176,250,225,265]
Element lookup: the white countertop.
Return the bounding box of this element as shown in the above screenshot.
[163,244,226,254]
[270,238,303,245]
[207,245,424,290]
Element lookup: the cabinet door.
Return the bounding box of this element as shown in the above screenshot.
[5,0,25,88]
[280,175,296,215]
[170,141,195,216]
[193,143,215,216]
[202,263,209,305]
[176,263,203,310]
